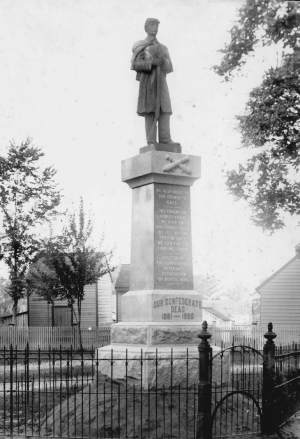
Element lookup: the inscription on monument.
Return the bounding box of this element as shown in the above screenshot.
[153,296,202,321]
[154,183,193,290]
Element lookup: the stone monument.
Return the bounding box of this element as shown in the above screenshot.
[98,19,203,385]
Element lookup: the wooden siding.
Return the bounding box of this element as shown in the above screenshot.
[28,276,113,327]
[28,272,114,327]
[53,306,72,326]
[202,309,231,328]
[258,255,300,326]
[98,273,112,324]
[28,293,53,326]
[1,312,28,327]
[29,289,96,328]
[80,284,97,328]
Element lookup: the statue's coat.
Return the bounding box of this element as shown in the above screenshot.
[132,38,173,116]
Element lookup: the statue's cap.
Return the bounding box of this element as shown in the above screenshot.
[144,18,160,30]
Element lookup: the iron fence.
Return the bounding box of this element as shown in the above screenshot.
[211,345,263,438]
[0,345,200,438]
[274,344,300,427]
[0,323,300,438]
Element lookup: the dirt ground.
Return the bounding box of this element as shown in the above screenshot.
[277,415,300,439]
[3,373,300,438]
[235,414,300,439]
[2,417,300,438]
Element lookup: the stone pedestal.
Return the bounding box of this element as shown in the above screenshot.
[98,148,203,384]
[122,150,201,292]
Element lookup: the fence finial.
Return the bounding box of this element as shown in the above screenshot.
[264,322,277,343]
[198,320,211,346]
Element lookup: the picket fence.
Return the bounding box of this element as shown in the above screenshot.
[0,325,111,350]
[210,324,300,349]
[1,324,300,351]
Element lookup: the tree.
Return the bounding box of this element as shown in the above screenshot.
[194,273,223,298]
[214,0,300,232]
[28,198,114,332]
[0,278,13,316]
[0,139,61,323]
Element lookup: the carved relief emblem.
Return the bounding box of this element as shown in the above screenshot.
[163,154,191,174]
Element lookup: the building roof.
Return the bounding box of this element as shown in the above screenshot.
[202,307,231,322]
[115,264,130,289]
[256,254,299,291]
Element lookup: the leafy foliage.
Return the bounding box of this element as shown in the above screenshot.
[214,0,300,231]
[28,198,114,326]
[0,138,61,321]
[227,66,300,231]
[194,273,222,298]
[214,1,300,79]
[0,278,13,316]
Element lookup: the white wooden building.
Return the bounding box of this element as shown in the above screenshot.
[256,247,300,326]
[202,307,232,328]
[28,273,113,327]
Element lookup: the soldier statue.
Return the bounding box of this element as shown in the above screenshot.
[131,18,179,146]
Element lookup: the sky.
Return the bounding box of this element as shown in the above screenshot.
[0,0,298,293]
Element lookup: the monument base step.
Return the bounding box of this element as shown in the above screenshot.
[110,320,203,346]
[96,344,220,387]
[97,322,221,387]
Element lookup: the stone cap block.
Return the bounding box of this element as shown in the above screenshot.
[122,151,201,188]
[121,289,202,323]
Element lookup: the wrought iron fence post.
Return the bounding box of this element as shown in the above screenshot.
[9,344,13,436]
[262,322,277,435]
[25,342,30,404]
[197,321,212,439]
